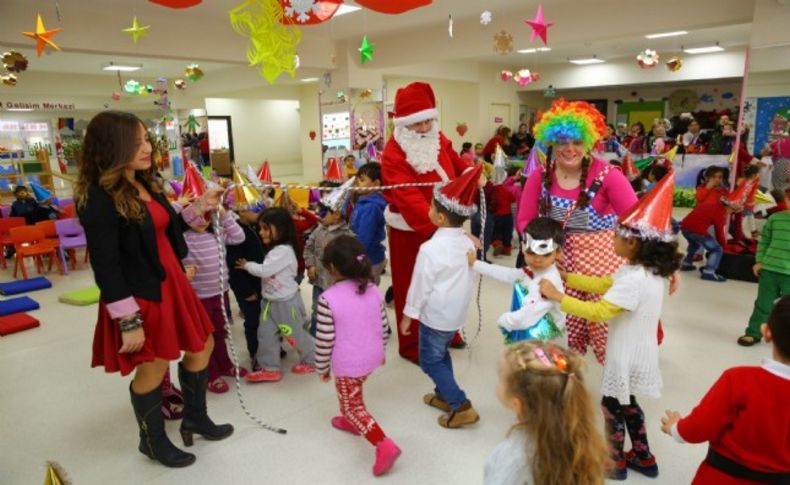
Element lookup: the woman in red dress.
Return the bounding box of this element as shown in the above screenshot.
[76,111,232,468]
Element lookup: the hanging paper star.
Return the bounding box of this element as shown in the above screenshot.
[359,35,374,64]
[123,16,151,44]
[22,14,62,57]
[524,4,554,45]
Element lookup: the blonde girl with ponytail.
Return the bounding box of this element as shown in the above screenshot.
[484,341,608,485]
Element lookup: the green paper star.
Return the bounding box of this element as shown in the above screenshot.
[123,16,150,44]
[359,35,374,64]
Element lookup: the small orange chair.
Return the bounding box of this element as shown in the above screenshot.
[0,217,26,269]
[61,204,76,219]
[34,220,61,251]
[9,226,64,279]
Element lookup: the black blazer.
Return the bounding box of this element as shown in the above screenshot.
[78,184,188,306]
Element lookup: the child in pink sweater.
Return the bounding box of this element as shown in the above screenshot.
[315,235,400,477]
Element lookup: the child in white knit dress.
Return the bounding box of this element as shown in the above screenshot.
[540,173,682,481]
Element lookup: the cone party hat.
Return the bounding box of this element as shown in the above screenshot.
[433,163,483,216]
[230,165,263,211]
[617,170,675,241]
[182,162,206,197]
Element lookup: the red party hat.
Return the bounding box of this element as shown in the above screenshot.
[257,160,273,185]
[618,170,675,241]
[621,153,639,180]
[433,164,483,216]
[182,162,206,197]
[324,157,344,182]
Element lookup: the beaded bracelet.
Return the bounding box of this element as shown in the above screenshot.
[118,313,144,333]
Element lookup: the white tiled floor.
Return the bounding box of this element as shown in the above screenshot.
[0,216,771,485]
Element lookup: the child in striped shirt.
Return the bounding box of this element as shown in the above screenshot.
[182,206,246,393]
[315,235,400,477]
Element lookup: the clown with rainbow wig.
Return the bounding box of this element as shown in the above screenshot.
[515,99,640,365]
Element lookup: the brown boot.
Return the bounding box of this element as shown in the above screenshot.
[423,393,451,412]
[438,400,480,429]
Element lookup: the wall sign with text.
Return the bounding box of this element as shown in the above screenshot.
[0,101,76,111]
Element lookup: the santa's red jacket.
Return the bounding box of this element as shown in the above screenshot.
[381,132,472,237]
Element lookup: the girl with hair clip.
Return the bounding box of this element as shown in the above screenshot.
[485,341,608,485]
[77,111,232,468]
[315,235,400,476]
[517,99,670,366]
[541,172,682,480]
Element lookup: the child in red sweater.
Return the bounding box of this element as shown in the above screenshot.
[491,174,517,256]
[680,196,740,282]
[695,167,727,205]
[661,295,790,484]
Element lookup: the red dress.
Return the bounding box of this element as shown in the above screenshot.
[91,199,214,376]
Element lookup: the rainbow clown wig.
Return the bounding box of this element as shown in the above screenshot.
[533,98,607,152]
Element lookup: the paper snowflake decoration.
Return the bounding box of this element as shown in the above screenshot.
[480,10,492,25]
[285,0,321,23]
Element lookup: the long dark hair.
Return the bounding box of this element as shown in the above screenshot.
[75,111,160,222]
[258,207,297,251]
[321,235,373,294]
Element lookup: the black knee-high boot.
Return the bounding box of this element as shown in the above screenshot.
[130,384,196,468]
[178,363,234,447]
[601,396,627,480]
[622,395,652,459]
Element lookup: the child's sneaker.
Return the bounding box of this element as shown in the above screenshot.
[701,272,727,282]
[291,363,316,374]
[373,438,401,476]
[438,400,480,428]
[245,369,282,382]
[207,377,229,393]
[607,460,627,481]
[331,416,360,435]
[423,393,451,412]
[624,450,659,478]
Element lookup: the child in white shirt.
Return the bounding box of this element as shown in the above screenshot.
[400,165,483,429]
[471,217,565,345]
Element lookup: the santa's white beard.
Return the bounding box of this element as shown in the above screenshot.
[394,123,440,174]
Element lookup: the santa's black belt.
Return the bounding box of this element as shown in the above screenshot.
[705,447,790,484]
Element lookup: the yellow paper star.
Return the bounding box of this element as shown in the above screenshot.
[123,16,150,44]
[22,14,62,57]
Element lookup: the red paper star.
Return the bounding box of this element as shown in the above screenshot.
[524,4,553,45]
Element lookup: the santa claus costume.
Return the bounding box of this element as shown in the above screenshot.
[380,82,472,363]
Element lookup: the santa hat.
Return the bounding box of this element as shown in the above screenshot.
[617,170,675,241]
[433,164,483,217]
[392,82,438,127]
[324,157,344,182]
[257,160,273,185]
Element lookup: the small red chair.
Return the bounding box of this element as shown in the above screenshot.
[9,226,64,279]
[34,220,61,251]
[0,217,26,269]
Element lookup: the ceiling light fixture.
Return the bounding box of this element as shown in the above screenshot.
[334,5,361,16]
[569,56,604,65]
[103,62,142,72]
[683,44,725,54]
[518,47,552,54]
[645,30,688,39]
[300,77,319,82]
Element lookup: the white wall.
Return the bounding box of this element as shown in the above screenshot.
[204,98,302,178]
